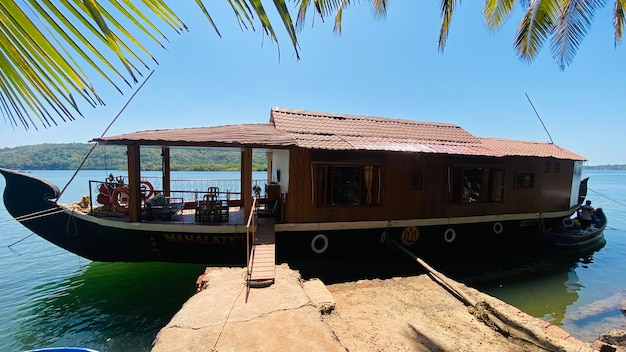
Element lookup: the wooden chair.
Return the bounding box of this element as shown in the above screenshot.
[195,187,228,222]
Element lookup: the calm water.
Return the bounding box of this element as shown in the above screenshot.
[0,170,625,351]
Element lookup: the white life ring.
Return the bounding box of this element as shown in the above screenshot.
[380,229,388,244]
[444,228,456,243]
[140,180,154,200]
[493,222,504,235]
[311,234,329,254]
[111,186,129,213]
[562,218,574,228]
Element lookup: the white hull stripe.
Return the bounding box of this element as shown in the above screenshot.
[61,205,575,235]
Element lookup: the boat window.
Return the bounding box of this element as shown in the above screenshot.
[515,172,534,188]
[544,161,551,173]
[315,164,381,206]
[408,171,423,190]
[451,167,504,203]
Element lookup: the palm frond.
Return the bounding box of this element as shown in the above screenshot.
[514,0,559,62]
[615,0,626,45]
[0,0,185,130]
[1,0,306,131]
[295,0,313,30]
[438,0,458,53]
[295,0,387,33]
[551,0,605,69]
[271,0,300,59]
[371,0,388,19]
[484,0,518,29]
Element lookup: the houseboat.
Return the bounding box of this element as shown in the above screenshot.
[0,107,589,264]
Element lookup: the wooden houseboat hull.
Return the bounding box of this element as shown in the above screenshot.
[2,167,579,264]
[1,107,594,264]
[1,168,246,263]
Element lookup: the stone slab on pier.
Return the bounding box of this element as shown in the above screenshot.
[153,264,345,352]
[153,264,611,352]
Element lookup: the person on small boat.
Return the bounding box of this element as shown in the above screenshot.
[578,200,595,229]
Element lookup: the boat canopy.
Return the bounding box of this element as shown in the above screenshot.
[91,107,586,161]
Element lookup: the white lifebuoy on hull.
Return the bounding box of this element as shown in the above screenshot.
[311,234,329,254]
[493,222,504,235]
[380,230,388,244]
[444,228,456,243]
[562,218,574,228]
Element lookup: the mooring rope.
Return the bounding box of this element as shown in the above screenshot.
[588,187,626,207]
[388,239,563,351]
[3,208,66,247]
[7,233,35,248]
[66,210,79,237]
[211,271,247,351]
[57,70,156,201]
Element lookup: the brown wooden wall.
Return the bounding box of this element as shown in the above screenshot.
[283,147,576,224]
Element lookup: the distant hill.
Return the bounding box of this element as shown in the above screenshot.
[0,144,267,171]
[1,143,623,171]
[584,164,626,170]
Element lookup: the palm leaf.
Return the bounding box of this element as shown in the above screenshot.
[0,1,96,127]
[194,0,221,36]
[551,0,605,69]
[32,0,127,93]
[272,0,300,59]
[615,0,626,45]
[439,0,458,53]
[295,0,387,33]
[484,0,518,29]
[0,0,188,130]
[295,0,313,29]
[514,0,559,62]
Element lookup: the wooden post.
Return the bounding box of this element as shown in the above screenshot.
[241,148,253,222]
[266,151,273,182]
[162,147,171,198]
[127,145,141,222]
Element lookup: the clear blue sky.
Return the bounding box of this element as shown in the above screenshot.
[0,2,623,165]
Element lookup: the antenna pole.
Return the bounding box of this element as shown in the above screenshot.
[525,92,554,144]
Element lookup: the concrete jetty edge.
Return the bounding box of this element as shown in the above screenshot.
[152,264,624,352]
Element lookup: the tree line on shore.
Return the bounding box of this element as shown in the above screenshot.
[0,144,267,171]
[1,143,624,171]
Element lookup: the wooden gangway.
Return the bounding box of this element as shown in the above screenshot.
[247,217,276,286]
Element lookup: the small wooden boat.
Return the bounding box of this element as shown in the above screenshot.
[542,207,607,247]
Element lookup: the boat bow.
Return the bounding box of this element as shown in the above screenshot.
[1,168,61,220]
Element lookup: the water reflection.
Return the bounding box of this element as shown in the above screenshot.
[472,239,608,327]
[13,261,205,352]
[292,234,609,334]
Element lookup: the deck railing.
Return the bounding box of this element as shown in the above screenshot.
[143,176,265,201]
[88,176,265,214]
[246,196,259,284]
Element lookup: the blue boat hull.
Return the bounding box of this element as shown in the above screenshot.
[542,208,607,247]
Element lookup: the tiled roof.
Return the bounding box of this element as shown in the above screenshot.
[478,137,586,161]
[93,123,296,148]
[93,107,586,160]
[271,107,501,157]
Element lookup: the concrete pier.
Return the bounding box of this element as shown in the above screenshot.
[152,264,620,352]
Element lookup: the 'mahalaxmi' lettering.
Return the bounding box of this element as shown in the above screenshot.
[163,233,239,244]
